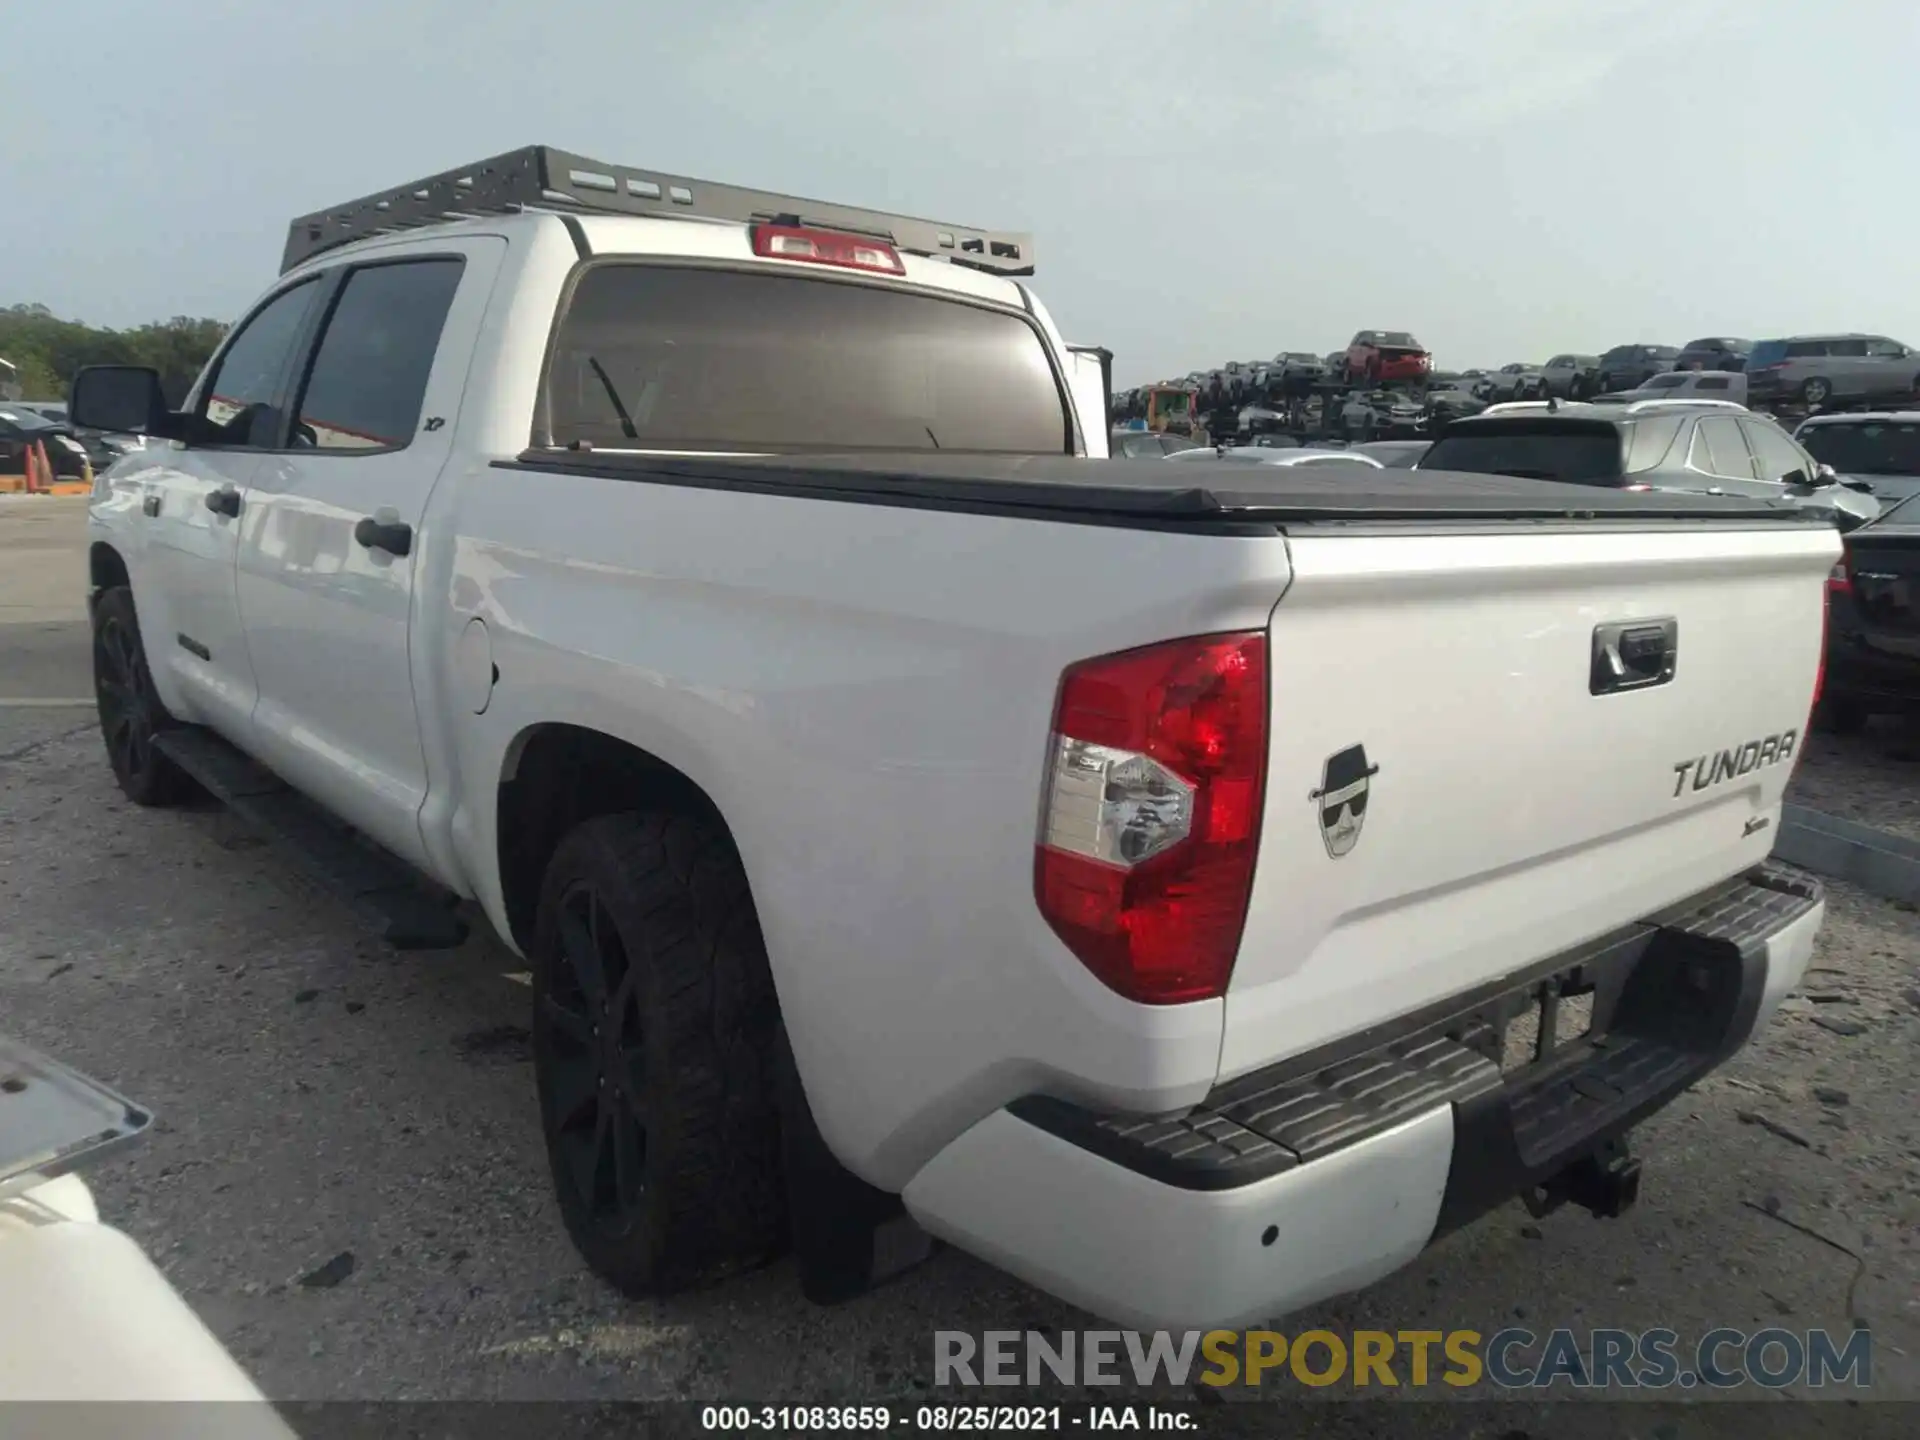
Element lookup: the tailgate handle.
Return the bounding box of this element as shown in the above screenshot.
[1591,618,1677,695]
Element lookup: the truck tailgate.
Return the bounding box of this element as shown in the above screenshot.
[1220,521,1839,1081]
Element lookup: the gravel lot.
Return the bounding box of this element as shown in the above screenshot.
[2,497,1916,1426]
[1790,722,1920,847]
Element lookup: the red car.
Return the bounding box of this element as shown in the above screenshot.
[1344,330,1432,385]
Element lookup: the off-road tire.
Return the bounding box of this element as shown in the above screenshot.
[90,586,196,807]
[530,809,786,1295]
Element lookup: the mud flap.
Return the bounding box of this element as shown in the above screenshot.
[772,1027,937,1305]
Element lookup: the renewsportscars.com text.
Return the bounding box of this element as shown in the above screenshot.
[934,1327,1873,1391]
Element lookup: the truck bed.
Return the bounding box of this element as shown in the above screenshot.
[503,450,1829,529]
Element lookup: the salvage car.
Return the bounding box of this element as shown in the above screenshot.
[1746,334,1920,411]
[1819,488,1920,730]
[1418,399,1877,528]
[1596,343,1680,394]
[1481,363,1548,402]
[1253,352,1327,401]
[1111,428,1200,458]
[0,406,94,489]
[1673,338,1751,373]
[1344,330,1431,385]
[1541,354,1601,399]
[1792,411,1920,505]
[1339,389,1426,440]
[1625,370,1748,406]
[1425,379,1487,425]
[73,143,1833,1333]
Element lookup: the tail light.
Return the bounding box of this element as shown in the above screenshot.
[750,223,905,276]
[1812,597,1828,712]
[1034,632,1268,1005]
[1810,563,1843,715]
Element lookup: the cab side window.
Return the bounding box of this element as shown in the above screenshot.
[1742,419,1814,484]
[193,280,321,449]
[291,259,464,451]
[1691,417,1756,479]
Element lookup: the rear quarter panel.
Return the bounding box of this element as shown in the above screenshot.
[427,464,1293,1189]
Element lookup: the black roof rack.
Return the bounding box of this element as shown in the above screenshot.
[281,144,1034,278]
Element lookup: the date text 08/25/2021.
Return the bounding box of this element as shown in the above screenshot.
[701,1406,1191,1432]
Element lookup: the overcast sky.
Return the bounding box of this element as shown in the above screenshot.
[6,1,1917,384]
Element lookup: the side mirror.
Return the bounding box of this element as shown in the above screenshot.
[1813,462,1839,486]
[69,366,173,438]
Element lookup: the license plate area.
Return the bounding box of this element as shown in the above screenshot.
[1447,959,1625,1083]
[1497,978,1598,1073]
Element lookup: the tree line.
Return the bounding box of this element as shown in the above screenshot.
[1,303,228,407]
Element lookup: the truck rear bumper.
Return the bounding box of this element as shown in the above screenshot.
[901,867,1823,1330]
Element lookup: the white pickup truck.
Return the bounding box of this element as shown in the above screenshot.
[74,146,1835,1331]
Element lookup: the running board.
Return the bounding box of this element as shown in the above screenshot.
[152,727,470,951]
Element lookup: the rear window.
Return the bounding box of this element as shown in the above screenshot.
[1421,423,1624,484]
[1750,340,1789,366]
[545,264,1070,453]
[1640,373,1689,391]
[1798,421,1920,477]
[1649,346,1680,360]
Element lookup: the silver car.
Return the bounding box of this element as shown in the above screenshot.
[1481,363,1547,402]
[1746,334,1920,410]
[1540,354,1600,399]
[1620,371,1749,406]
[1791,410,1920,504]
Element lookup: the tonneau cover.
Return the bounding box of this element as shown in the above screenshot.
[505,450,1826,527]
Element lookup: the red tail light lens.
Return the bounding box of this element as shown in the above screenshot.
[1813,598,1828,712]
[1034,632,1268,1005]
[750,223,905,276]
[1826,560,1851,597]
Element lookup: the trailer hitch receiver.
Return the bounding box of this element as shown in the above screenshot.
[1523,1136,1643,1221]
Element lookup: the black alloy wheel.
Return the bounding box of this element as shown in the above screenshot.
[541,878,650,1235]
[91,586,194,806]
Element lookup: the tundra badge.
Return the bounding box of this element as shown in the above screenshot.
[1672,730,1797,798]
[1311,744,1379,859]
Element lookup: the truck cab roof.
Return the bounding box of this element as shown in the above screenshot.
[283,208,1035,313]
